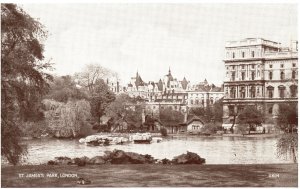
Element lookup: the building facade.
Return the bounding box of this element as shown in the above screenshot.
[187,79,224,108]
[222,38,298,129]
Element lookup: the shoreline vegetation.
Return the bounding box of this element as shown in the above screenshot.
[1,164,297,187]
[21,132,282,140]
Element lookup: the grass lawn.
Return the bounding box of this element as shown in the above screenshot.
[1,164,297,187]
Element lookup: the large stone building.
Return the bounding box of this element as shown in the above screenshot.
[187,79,224,108]
[222,38,298,129]
[125,68,193,100]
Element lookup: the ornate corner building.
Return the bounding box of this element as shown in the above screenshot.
[222,38,298,129]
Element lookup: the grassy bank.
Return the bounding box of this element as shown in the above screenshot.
[1,164,297,187]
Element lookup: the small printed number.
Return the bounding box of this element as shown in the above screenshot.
[268,173,279,178]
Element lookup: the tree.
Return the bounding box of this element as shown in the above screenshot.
[237,106,264,134]
[1,4,53,165]
[202,122,222,134]
[42,99,91,138]
[45,75,88,103]
[105,94,144,132]
[277,103,298,133]
[276,103,298,163]
[89,79,115,123]
[159,108,184,127]
[74,64,119,94]
[212,98,223,123]
[190,107,205,117]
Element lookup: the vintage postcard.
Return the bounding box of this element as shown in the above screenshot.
[1,1,298,187]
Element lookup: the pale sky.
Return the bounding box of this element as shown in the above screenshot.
[21,3,297,86]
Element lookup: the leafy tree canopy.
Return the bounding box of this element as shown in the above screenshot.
[45,75,88,103]
[159,108,184,127]
[105,94,144,130]
[277,103,298,133]
[237,106,263,134]
[1,4,53,165]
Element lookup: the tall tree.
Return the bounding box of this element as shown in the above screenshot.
[276,103,298,163]
[212,98,223,123]
[237,106,264,134]
[45,75,88,103]
[42,99,91,138]
[105,94,144,132]
[74,64,119,94]
[90,79,115,123]
[1,4,53,165]
[159,108,184,127]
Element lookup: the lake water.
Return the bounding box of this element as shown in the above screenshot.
[20,136,293,165]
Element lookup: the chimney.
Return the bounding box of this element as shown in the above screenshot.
[117,81,119,93]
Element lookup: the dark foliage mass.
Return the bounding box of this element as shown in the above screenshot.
[276,103,298,163]
[1,4,52,165]
[45,75,88,103]
[237,106,263,134]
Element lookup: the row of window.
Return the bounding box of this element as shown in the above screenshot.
[228,64,256,70]
[191,125,201,130]
[227,85,297,99]
[190,98,218,105]
[228,63,296,71]
[230,51,256,59]
[229,70,296,81]
[230,71,258,81]
[268,63,297,68]
[268,70,297,80]
[267,85,297,98]
[229,86,259,98]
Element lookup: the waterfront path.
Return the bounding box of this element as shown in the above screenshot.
[1,164,297,187]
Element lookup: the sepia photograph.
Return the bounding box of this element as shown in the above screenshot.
[1,1,298,187]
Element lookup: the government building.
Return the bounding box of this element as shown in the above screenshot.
[222,38,298,130]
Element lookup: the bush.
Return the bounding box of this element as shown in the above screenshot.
[160,128,168,136]
[202,122,222,134]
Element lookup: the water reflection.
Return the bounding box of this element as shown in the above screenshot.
[21,136,293,165]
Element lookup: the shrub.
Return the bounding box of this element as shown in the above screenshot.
[160,128,168,136]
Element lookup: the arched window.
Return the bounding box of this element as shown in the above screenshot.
[290,85,297,98]
[269,72,273,80]
[240,87,245,98]
[292,71,296,79]
[267,86,274,98]
[230,87,236,98]
[278,85,286,98]
[280,71,285,80]
[251,72,255,80]
[190,99,194,105]
[232,52,235,59]
[242,52,245,58]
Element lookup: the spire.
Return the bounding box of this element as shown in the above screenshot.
[168,66,171,75]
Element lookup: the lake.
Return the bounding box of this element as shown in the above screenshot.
[19,135,293,165]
